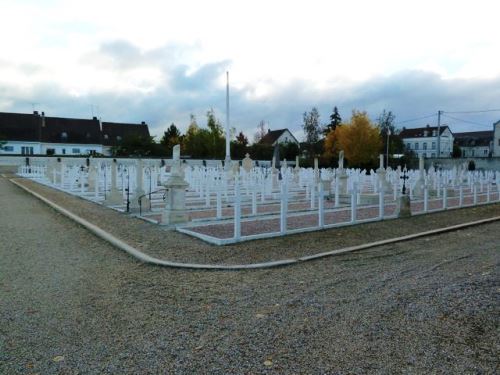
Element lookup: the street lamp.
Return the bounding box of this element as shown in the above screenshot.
[386,129,391,169]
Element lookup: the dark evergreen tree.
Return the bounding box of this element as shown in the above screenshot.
[324,106,342,135]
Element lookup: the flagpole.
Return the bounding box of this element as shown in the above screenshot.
[225,71,231,169]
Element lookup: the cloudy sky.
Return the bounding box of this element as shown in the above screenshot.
[1,0,499,141]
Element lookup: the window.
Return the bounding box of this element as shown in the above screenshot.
[62,148,66,155]
[406,143,411,149]
[3,146,13,152]
[46,149,55,155]
[61,132,68,140]
[415,142,419,150]
[423,142,427,150]
[432,142,436,149]
[431,153,436,157]
[484,149,488,155]
[72,148,81,154]
[103,134,109,140]
[21,146,34,155]
[116,136,122,141]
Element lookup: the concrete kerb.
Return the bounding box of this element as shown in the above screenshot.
[8,177,500,271]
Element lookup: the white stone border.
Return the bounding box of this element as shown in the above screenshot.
[8,177,500,271]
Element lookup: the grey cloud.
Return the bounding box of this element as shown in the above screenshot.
[2,45,500,143]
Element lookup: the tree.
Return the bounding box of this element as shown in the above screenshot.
[160,123,182,156]
[377,109,396,136]
[231,131,249,159]
[323,128,341,166]
[206,109,225,159]
[254,120,267,143]
[335,110,382,169]
[452,142,462,158]
[324,106,342,136]
[302,107,322,159]
[111,134,158,157]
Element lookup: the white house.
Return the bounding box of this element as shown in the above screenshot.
[259,128,300,147]
[454,131,493,158]
[0,111,150,156]
[493,120,500,157]
[400,125,454,158]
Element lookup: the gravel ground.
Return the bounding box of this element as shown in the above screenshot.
[8,176,500,266]
[1,175,499,374]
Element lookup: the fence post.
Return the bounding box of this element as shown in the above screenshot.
[334,176,340,208]
[459,185,463,207]
[486,182,491,203]
[443,185,447,209]
[234,181,241,241]
[351,183,357,223]
[310,183,315,209]
[216,189,222,219]
[280,181,287,235]
[424,184,428,212]
[378,183,384,219]
[473,184,478,205]
[318,182,324,228]
[252,189,257,215]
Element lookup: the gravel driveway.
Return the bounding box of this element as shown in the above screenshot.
[1,175,499,374]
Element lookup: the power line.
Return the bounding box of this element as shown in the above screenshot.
[395,113,436,126]
[443,109,500,114]
[441,114,490,127]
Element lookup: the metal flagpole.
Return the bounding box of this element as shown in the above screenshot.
[225,71,231,169]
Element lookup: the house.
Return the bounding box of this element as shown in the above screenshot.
[259,128,299,147]
[454,131,493,158]
[400,124,454,158]
[494,120,500,157]
[0,111,150,156]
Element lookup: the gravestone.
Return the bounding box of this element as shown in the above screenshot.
[242,153,253,173]
[413,154,426,197]
[162,145,189,225]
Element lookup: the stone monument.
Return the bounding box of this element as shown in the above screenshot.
[161,145,189,225]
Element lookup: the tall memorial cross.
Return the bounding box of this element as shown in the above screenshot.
[400,167,409,195]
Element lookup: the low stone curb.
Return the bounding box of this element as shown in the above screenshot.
[9,177,500,271]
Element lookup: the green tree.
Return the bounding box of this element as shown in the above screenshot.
[111,134,158,157]
[302,107,322,159]
[160,123,182,156]
[324,106,342,136]
[206,109,225,159]
[231,131,249,159]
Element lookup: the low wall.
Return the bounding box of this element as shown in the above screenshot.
[425,157,500,171]
[0,155,279,169]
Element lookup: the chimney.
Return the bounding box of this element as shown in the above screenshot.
[98,118,103,132]
[41,111,45,127]
[141,121,146,125]
[33,110,39,115]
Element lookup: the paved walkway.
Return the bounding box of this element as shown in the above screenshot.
[1,175,499,373]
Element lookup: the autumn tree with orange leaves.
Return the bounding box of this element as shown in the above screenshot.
[332,111,381,168]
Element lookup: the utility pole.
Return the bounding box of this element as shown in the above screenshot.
[436,110,442,158]
[224,71,231,170]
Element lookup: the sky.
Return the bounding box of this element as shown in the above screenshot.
[1,0,500,142]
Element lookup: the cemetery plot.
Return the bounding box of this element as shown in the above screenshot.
[16,156,500,245]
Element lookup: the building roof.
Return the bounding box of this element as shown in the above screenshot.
[399,125,451,139]
[0,112,40,141]
[101,121,150,146]
[41,116,102,144]
[0,111,149,146]
[259,128,297,145]
[454,131,493,147]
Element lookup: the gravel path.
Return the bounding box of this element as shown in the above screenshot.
[9,176,500,266]
[1,175,499,374]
